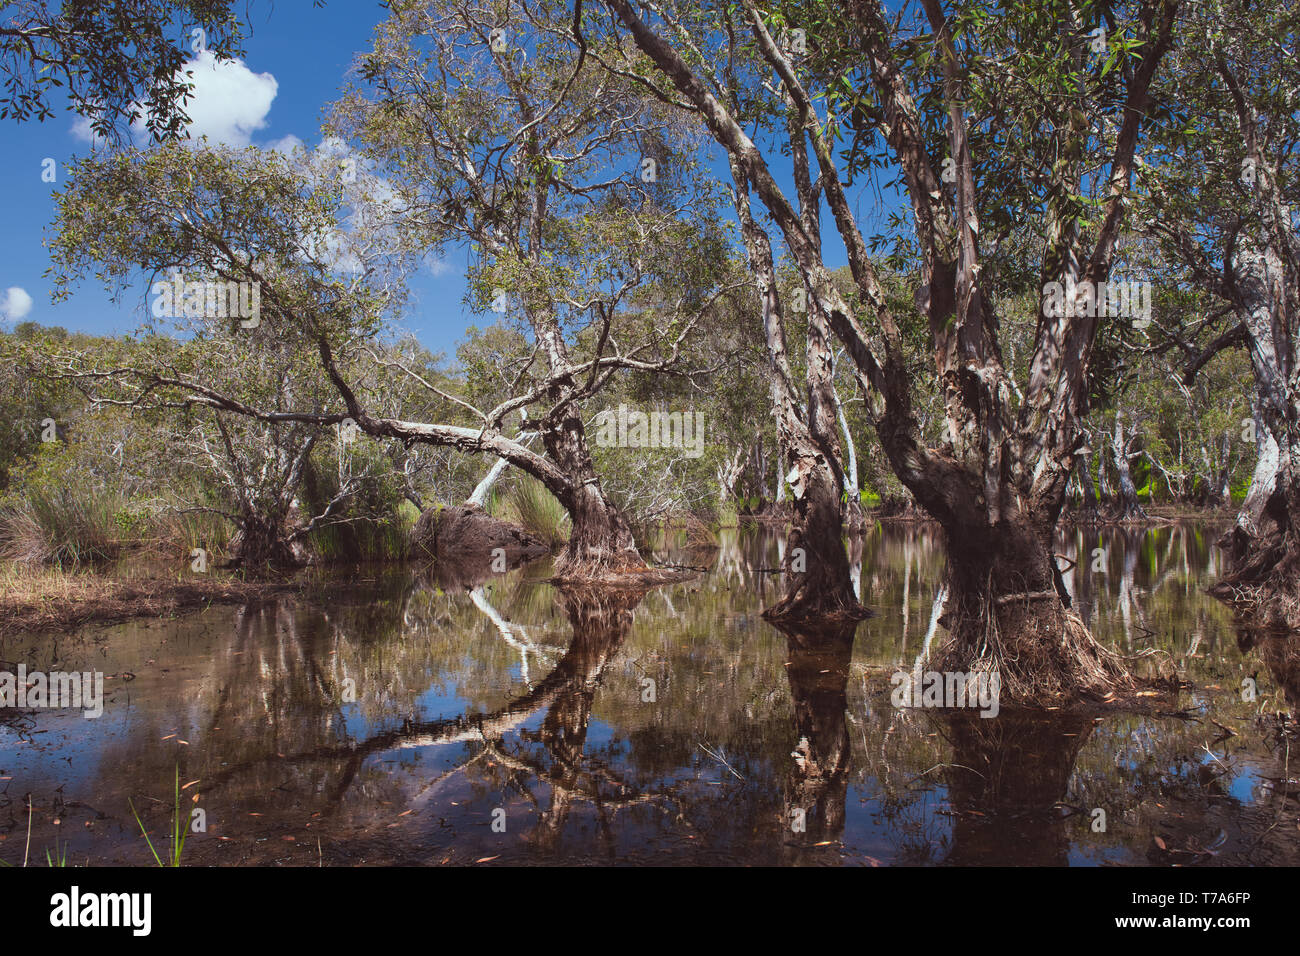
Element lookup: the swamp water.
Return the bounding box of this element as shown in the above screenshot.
[3,521,1299,866]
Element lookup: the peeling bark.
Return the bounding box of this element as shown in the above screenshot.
[728,158,864,622]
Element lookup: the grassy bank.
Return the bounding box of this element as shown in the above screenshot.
[0,564,304,633]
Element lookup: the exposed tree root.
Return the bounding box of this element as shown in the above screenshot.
[937,593,1134,707]
[1210,524,1300,633]
[549,545,695,589]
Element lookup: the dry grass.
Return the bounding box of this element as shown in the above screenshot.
[0,563,302,633]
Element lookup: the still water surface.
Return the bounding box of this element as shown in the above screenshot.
[3,521,1299,866]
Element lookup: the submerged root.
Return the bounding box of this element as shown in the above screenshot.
[761,592,871,626]
[550,543,693,588]
[938,593,1134,707]
[1211,527,1300,632]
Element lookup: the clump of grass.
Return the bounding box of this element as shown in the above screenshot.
[154,505,233,557]
[496,475,569,550]
[305,498,417,563]
[0,484,123,567]
[714,498,739,529]
[129,765,190,867]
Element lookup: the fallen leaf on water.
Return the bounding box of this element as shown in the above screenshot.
[161,734,176,741]
[1154,836,1167,850]
[181,780,200,790]
[398,809,414,817]
[475,855,499,863]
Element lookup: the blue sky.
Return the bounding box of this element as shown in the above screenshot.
[0,1,875,359]
[0,1,480,358]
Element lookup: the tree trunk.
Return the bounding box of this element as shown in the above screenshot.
[227,510,304,573]
[466,455,510,509]
[729,158,864,622]
[774,440,787,505]
[1239,406,1280,536]
[934,499,1131,703]
[543,406,646,581]
[834,373,868,535]
[1111,414,1146,521]
[1076,450,1098,522]
[1211,241,1300,628]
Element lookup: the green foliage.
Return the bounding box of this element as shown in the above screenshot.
[300,445,414,562]
[0,1,251,141]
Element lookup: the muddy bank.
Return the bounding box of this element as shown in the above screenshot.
[409,503,550,561]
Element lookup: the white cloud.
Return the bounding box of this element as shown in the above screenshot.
[70,116,97,145]
[1,287,33,322]
[426,255,452,278]
[69,53,277,149]
[265,134,305,155]
[138,51,278,147]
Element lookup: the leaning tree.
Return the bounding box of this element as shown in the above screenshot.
[47,0,736,582]
[325,0,737,579]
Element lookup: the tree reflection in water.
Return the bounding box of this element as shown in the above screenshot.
[939,712,1093,866]
[769,620,857,853]
[8,521,1300,865]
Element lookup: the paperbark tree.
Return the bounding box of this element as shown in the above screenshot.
[728,156,864,619]
[1139,0,1300,627]
[1108,410,1147,521]
[601,0,1176,701]
[327,0,735,580]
